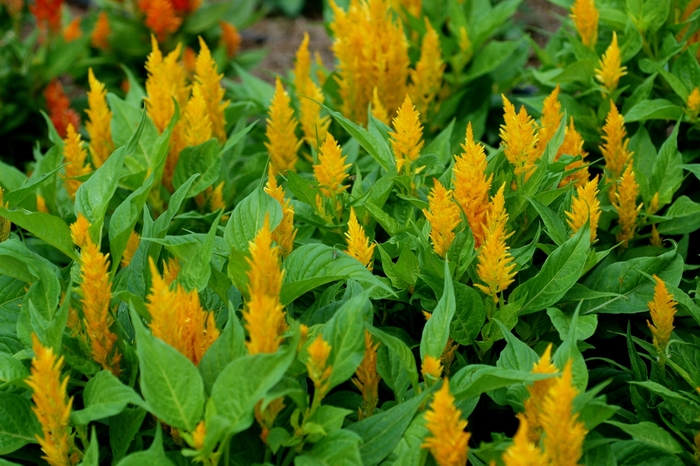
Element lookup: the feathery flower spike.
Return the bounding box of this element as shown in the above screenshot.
[140,0,181,42]
[37,195,49,213]
[80,235,121,375]
[264,171,296,257]
[220,21,241,59]
[294,33,329,149]
[595,32,627,95]
[194,37,229,142]
[409,18,445,119]
[522,344,558,443]
[540,360,587,466]
[70,214,90,249]
[314,133,351,198]
[536,85,562,157]
[353,330,381,420]
[421,354,443,381]
[647,275,676,356]
[265,77,302,175]
[208,182,226,212]
[501,414,548,466]
[62,17,81,42]
[422,379,470,466]
[44,80,80,139]
[306,334,333,401]
[423,179,461,257]
[85,69,114,168]
[120,231,140,268]
[31,0,63,36]
[556,117,590,187]
[570,0,599,48]
[614,163,641,248]
[476,184,517,303]
[565,176,601,242]
[650,224,662,247]
[26,335,74,466]
[91,12,110,49]
[62,124,91,200]
[0,189,9,242]
[144,37,188,133]
[687,87,700,119]
[453,122,492,247]
[389,95,424,175]
[345,207,376,270]
[500,95,539,182]
[371,87,389,124]
[163,257,180,284]
[183,83,213,147]
[600,101,632,184]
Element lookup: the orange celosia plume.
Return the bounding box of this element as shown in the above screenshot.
[614,162,641,248]
[314,133,351,198]
[423,179,461,257]
[306,334,333,401]
[139,0,182,42]
[501,414,548,466]
[565,175,601,242]
[183,83,213,147]
[31,0,63,36]
[556,117,590,187]
[345,207,376,270]
[687,87,700,119]
[647,275,677,356]
[295,32,330,149]
[522,344,558,443]
[62,17,81,42]
[570,0,599,47]
[120,231,140,268]
[264,170,297,257]
[352,330,381,420]
[536,85,562,157]
[91,12,110,49]
[62,124,92,200]
[220,21,241,59]
[422,379,470,466]
[409,19,445,119]
[265,78,301,175]
[85,68,114,168]
[194,37,229,142]
[44,80,80,139]
[600,101,632,186]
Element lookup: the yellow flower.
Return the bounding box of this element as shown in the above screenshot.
[62,124,91,200]
[265,77,302,175]
[522,344,558,443]
[650,224,662,247]
[570,0,599,48]
[390,0,421,18]
[389,95,424,175]
[26,335,74,466]
[565,176,601,242]
[647,275,676,355]
[146,259,219,365]
[208,181,226,212]
[194,37,229,142]
[352,330,381,420]
[306,334,333,400]
[687,87,700,119]
[36,194,48,213]
[345,207,376,270]
[647,191,660,215]
[501,414,548,466]
[536,85,562,157]
[264,171,297,257]
[453,123,493,248]
[540,360,587,466]
[423,180,461,257]
[475,184,517,303]
[371,87,389,124]
[192,421,206,451]
[85,68,114,168]
[120,231,140,268]
[422,379,470,466]
[294,33,329,149]
[409,19,445,119]
[556,117,590,187]
[0,189,9,243]
[421,354,443,381]
[615,163,641,248]
[80,236,121,376]
[600,101,633,182]
[243,218,288,354]
[162,256,180,285]
[183,83,213,147]
[595,32,627,95]
[70,213,90,249]
[144,37,189,134]
[500,95,539,182]
[314,133,351,197]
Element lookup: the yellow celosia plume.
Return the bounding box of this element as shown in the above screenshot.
[501,414,548,466]
[314,133,351,198]
[183,83,213,147]
[194,37,229,142]
[62,124,91,200]
[570,0,599,48]
[409,19,445,119]
[294,33,329,149]
[595,32,627,95]
[120,230,140,268]
[423,179,461,257]
[265,77,302,175]
[647,275,676,356]
[500,95,539,183]
[600,101,633,181]
[565,176,601,242]
[390,95,424,175]
[687,87,700,119]
[264,171,297,257]
[70,213,90,249]
[352,330,381,420]
[522,344,558,443]
[85,68,114,168]
[26,335,74,466]
[556,117,590,187]
[536,85,562,157]
[371,87,390,124]
[422,379,470,466]
[345,207,376,270]
[421,354,443,381]
[306,334,333,401]
[614,163,641,248]
[390,0,421,18]
[144,36,189,133]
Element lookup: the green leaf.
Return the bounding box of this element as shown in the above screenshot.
[494,320,539,372]
[650,122,682,206]
[612,440,683,466]
[0,353,27,385]
[510,225,589,315]
[552,306,588,390]
[346,389,431,465]
[109,173,155,271]
[0,393,41,454]
[321,294,368,390]
[172,139,221,197]
[131,307,205,431]
[658,196,700,235]
[199,310,247,394]
[2,165,63,208]
[451,365,555,398]
[0,208,78,261]
[464,40,520,82]
[179,210,224,292]
[450,283,485,346]
[116,425,175,466]
[607,421,683,454]
[286,171,322,209]
[71,371,145,425]
[526,196,568,246]
[281,244,391,304]
[547,308,597,341]
[421,261,455,360]
[78,428,99,466]
[624,100,682,122]
[110,408,147,463]
[224,187,282,252]
[295,430,363,466]
[367,326,419,396]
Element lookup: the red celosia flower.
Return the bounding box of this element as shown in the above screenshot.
[30,0,63,36]
[44,80,80,138]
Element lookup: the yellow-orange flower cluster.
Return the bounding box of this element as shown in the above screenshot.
[120,231,140,268]
[687,87,700,119]
[314,134,351,198]
[570,0,599,47]
[44,80,80,139]
[264,171,297,257]
[501,95,540,182]
[423,180,461,257]
[138,0,184,42]
[556,117,590,187]
[352,330,381,420]
[266,78,302,175]
[409,19,445,119]
[306,334,333,402]
[62,17,81,42]
[595,32,627,95]
[62,124,92,200]
[31,0,63,36]
[501,415,548,466]
[647,275,676,357]
[85,69,114,168]
[536,85,562,156]
[600,102,632,196]
[390,95,424,175]
[295,33,329,149]
[565,176,601,242]
[194,37,229,142]
[422,379,470,466]
[522,344,558,443]
[614,163,641,248]
[345,207,376,270]
[220,21,241,59]
[91,12,110,50]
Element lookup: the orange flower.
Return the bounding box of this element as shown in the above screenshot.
[453,123,492,247]
[371,87,389,124]
[30,0,63,35]
[389,95,424,175]
[144,37,188,133]
[500,95,539,182]
[306,334,333,401]
[220,21,241,59]
[62,17,81,42]
[345,207,375,270]
[140,0,181,42]
[36,195,49,213]
[265,77,301,175]
[614,163,641,248]
[647,275,676,356]
[294,33,329,149]
[208,181,225,212]
[85,68,114,168]
[194,37,229,142]
[565,176,601,242]
[600,101,632,182]
[421,354,443,381]
[650,224,662,247]
[536,85,562,156]
[264,171,297,257]
[170,0,199,15]
[62,124,91,200]
[595,32,627,95]
[44,80,80,139]
[70,213,90,249]
[422,379,470,466]
[352,331,381,420]
[314,133,351,198]
[423,180,461,257]
[556,117,589,187]
[570,0,598,47]
[522,344,558,443]
[501,415,548,466]
[409,19,445,119]
[91,12,110,49]
[120,231,140,268]
[687,87,700,119]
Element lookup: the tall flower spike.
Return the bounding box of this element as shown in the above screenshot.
[314,133,351,198]
[595,32,627,95]
[500,95,540,182]
[423,180,461,257]
[220,21,241,59]
[540,360,587,466]
[62,17,81,42]
[85,69,114,168]
[195,37,229,142]
[63,124,92,200]
[294,33,330,149]
[536,85,562,157]
[522,344,558,443]
[91,12,110,49]
[345,207,376,270]
[264,171,297,257]
[208,182,225,212]
[80,236,121,375]
[570,0,599,48]
[647,275,676,356]
[565,176,601,242]
[615,163,641,248]
[70,213,90,249]
[422,379,470,466]
[44,80,80,139]
[556,117,590,187]
[140,0,181,42]
[144,37,189,133]
[306,334,333,401]
[353,330,381,420]
[183,83,213,147]
[501,414,548,466]
[600,101,632,181]
[453,123,493,248]
[265,77,302,175]
[687,87,700,119]
[120,231,140,268]
[421,355,443,381]
[0,189,9,242]
[371,87,389,124]
[26,335,74,466]
[475,184,517,303]
[389,95,424,175]
[409,18,445,119]
[243,218,288,354]
[650,224,662,247]
[31,0,64,36]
